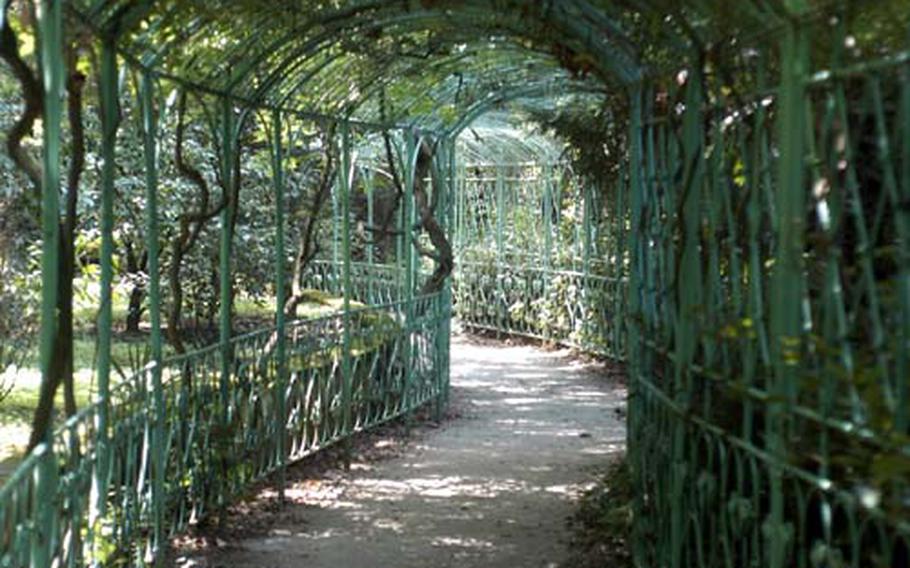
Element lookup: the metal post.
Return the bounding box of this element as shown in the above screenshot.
[769,6,808,566]
[339,122,354,466]
[332,156,340,286]
[365,168,375,269]
[365,167,375,302]
[396,136,405,296]
[543,166,553,272]
[582,183,592,275]
[542,166,553,340]
[32,1,63,565]
[140,69,165,566]
[456,161,465,257]
[402,131,418,421]
[219,97,235,424]
[271,108,288,500]
[432,139,448,421]
[90,37,118,559]
[495,166,505,334]
[898,63,910,434]
[626,81,646,567]
[445,140,457,404]
[667,63,706,568]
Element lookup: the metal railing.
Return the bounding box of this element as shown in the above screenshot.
[454,261,626,360]
[0,292,447,567]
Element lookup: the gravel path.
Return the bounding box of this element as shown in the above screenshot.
[178,334,626,568]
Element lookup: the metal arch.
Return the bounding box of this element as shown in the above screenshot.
[202,2,642,99]
[257,45,575,136]
[317,48,572,128]
[263,37,548,112]
[70,0,645,116]
[443,81,604,139]
[71,0,621,132]
[221,6,613,106]
[72,0,810,105]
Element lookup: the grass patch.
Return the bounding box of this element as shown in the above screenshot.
[0,334,174,480]
[235,295,278,321]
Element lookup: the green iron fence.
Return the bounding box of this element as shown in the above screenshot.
[452,162,628,359]
[623,14,910,568]
[455,262,626,359]
[305,260,407,306]
[0,293,448,567]
[4,3,910,567]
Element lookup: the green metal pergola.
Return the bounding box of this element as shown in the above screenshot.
[1,0,910,566]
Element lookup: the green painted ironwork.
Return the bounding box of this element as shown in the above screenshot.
[271,107,288,500]
[2,2,910,568]
[339,123,354,465]
[0,289,447,567]
[32,3,63,566]
[139,68,166,566]
[90,35,118,565]
[622,17,910,568]
[453,162,627,359]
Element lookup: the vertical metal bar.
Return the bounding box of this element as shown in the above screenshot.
[573,182,583,270]
[445,140,457,405]
[456,160,466,257]
[402,131,417,419]
[582,183,592,275]
[668,63,706,568]
[36,0,63,433]
[366,168,375,267]
[432,139,448,421]
[33,1,63,565]
[868,75,910,429]
[394,133,404,296]
[365,167,375,302]
[898,62,910,433]
[140,69,165,566]
[495,166,505,333]
[339,122,353,464]
[580,181,592,350]
[626,80,647,568]
[612,165,626,356]
[769,5,808,566]
[542,165,553,339]
[332,159,340,276]
[495,166,505,258]
[90,37,118,558]
[271,108,288,500]
[219,97,235,424]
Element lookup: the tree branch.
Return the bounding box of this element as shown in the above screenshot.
[0,7,42,196]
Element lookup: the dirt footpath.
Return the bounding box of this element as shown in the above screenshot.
[176,334,626,568]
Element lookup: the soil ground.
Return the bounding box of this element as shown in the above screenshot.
[171,333,627,568]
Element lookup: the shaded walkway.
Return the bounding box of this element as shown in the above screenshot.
[180,334,626,567]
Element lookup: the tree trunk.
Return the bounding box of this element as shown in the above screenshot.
[125,284,144,333]
[167,90,227,354]
[285,124,336,316]
[26,229,76,451]
[380,134,453,296]
[413,140,453,296]
[124,242,146,333]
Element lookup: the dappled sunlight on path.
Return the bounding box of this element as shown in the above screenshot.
[176,334,626,568]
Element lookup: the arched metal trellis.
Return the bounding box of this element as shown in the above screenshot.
[0,1,909,567]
